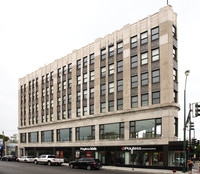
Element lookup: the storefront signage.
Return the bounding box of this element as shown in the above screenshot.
[80,147,97,151]
[121,146,156,151]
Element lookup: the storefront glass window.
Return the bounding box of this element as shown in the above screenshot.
[168,151,183,167]
[28,132,38,143]
[99,123,124,140]
[41,130,54,142]
[76,126,95,141]
[57,128,72,142]
[130,118,162,138]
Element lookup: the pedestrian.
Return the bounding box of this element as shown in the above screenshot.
[187,159,193,174]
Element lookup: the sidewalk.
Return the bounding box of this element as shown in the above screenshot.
[63,163,200,173]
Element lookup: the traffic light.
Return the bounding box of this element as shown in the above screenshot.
[195,103,200,117]
[187,145,191,151]
[192,138,197,145]
[190,122,194,130]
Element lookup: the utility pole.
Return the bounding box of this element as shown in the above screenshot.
[2,131,5,156]
[167,0,169,5]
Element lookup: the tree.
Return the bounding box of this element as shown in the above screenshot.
[0,134,9,141]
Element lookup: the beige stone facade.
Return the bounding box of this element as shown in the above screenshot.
[18,6,179,160]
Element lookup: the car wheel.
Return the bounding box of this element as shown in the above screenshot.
[47,161,52,166]
[69,164,74,169]
[24,160,27,163]
[34,160,38,164]
[86,165,92,170]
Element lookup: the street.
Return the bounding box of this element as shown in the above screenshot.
[0,161,154,174]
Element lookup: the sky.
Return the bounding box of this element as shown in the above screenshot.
[0,0,200,140]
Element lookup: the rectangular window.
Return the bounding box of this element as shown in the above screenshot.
[76,126,95,141]
[101,48,106,60]
[58,68,61,77]
[108,100,114,112]
[141,93,149,106]
[117,79,123,91]
[68,79,72,88]
[101,84,106,96]
[90,88,94,98]
[90,104,94,115]
[77,76,81,85]
[101,67,106,77]
[90,53,94,64]
[109,45,114,57]
[117,61,123,73]
[172,25,177,39]
[57,111,61,120]
[68,94,71,103]
[57,128,72,141]
[41,130,54,142]
[174,117,178,137]
[117,98,123,110]
[173,68,177,82]
[63,66,66,75]
[141,73,148,86]
[77,107,81,117]
[63,96,66,105]
[62,110,66,119]
[131,36,137,48]
[141,52,148,65]
[83,90,87,100]
[152,91,160,104]
[131,75,138,88]
[57,97,61,106]
[152,48,159,61]
[130,118,161,138]
[77,59,81,69]
[141,31,148,45]
[28,132,39,143]
[109,64,114,75]
[151,27,159,41]
[68,63,72,73]
[173,46,177,60]
[50,71,54,80]
[90,71,94,81]
[83,56,87,67]
[20,133,26,143]
[58,83,61,92]
[99,122,124,140]
[83,73,87,83]
[174,90,178,103]
[131,96,138,108]
[131,55,137,68]
[68,109,71,118]
[152,70,160,83]
[77,91,81,101]
[63,81,66,90]
[109,82,114,93]
[117,42,123,54]
[83,106,87,116]
[101,102,106,113]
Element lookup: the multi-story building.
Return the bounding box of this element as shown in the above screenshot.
[18,6,181,168]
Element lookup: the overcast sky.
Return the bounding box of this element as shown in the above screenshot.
[0,0,200,140]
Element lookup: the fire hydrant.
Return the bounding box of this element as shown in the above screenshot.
[172,169,177,173]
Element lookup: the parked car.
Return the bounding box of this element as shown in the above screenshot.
[34,154,64,166]
[1,155,17,161]
[69,158,102,170]
[17,156,35,163]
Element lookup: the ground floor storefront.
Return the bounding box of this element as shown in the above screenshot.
[21,141,184,169]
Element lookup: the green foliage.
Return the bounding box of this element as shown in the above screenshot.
[194,144,200,159]
[0,134,9,141]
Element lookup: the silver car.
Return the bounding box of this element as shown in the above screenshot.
[17,156,35,163]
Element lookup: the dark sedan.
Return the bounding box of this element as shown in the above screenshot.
[69,158,102,170]
[1,155,17,161]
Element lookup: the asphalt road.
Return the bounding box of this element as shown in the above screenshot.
[0,161,153,174]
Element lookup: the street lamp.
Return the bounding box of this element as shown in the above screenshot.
[183,70,190,173]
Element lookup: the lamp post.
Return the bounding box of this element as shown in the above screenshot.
[183,70,190,173]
